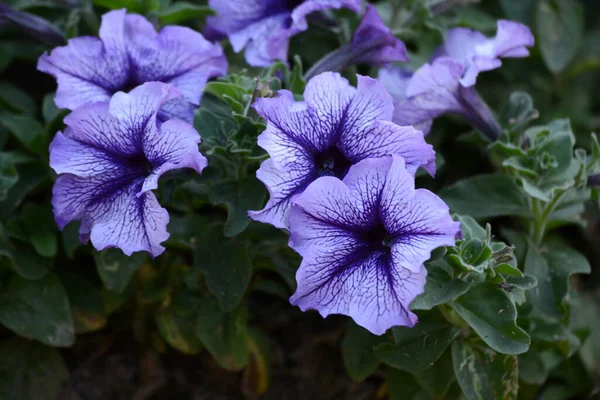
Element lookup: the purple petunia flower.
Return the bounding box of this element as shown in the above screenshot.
[378,20,533,139]
[249,72,435,229]
[49,83,207,257]
[288,155,460,334]
[433,20,535,87]
[378,58,500,137]
[206,0,361,67]
[38,9,227,123]
[305,4,408,79]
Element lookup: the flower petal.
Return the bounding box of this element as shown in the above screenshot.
[248,158,314,229]
[141,118,207,193]
[37,36,127,110]
[378,67,433,134]
[290,245,426,335]
[351,4,408,66]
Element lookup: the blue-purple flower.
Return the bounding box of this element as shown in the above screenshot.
[305,4,408,79]
[206,0,361,67]
[38,9,227,123]
[50,83,207,257]
[434,20,535,87]
[378,20,533,138]
[249,72,435,229]
[288,155,460,334]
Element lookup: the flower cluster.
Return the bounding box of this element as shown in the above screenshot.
[250,72,459,333]
[39,10,220,257]
[379,20,534,138]
[38,5,533,334]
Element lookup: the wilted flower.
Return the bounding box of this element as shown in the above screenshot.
[379,20,534,139]
[249,72,435,229]
[288,155,460,334]
[0,4,65,45]
[305,4,408,79]
[38,9,227,123]
[206,0,361,67]
[50,83,207,257]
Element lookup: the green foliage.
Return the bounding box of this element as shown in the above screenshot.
[0,0,599,398]
[0,337,69,400]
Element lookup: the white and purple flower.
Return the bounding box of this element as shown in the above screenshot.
[379,20,534,138]
[288,155,460,334]
[249,72,435,229]
[50,83,207,257]
[206,0,361,67]
[38,9,227,123]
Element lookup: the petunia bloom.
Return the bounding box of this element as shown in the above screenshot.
[249,72,435,229]
[206,0,361,67]
[305,4,408,79]
[378,58,500,137]
[433,20,535,87]
[378,20,533,139]
[38,9,227,123]
[288,155,460,334]
[49,83,207,257]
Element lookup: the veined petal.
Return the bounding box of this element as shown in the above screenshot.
[248,158,314,229]
[54,174,169,257]
[37,36,127,110]
[288,156,458,334]
[38,10,226,121]
[141,118,207,193]
[290,246,426,335]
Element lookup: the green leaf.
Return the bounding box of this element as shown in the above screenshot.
[499,0,536,23]
[93,248,147,293]
[41,93,61,123]
[0,238,51,280]
[0,161,49,218]
[411,260,470,311]
[157,3,214,24]
[21,203,57,258]
[499,92,539,136]
[244,327,273,395]
[451,283,530,354]
[452,340,518,400]
[59,272,106,334]
[341,321,386,382]
[208,177,266,237]
[194,227,252,312]
[195,299,249,370]
[156,308,203,354]
[386,368,423,400]
[0,337,69,400]
[0,82,37,116]
[440,174,531,219]
[0,273,74,347]
[524,237,590,319]
[518,348,547,384]
[412,349,456,399]
[0,113,44,153]
[375,312,461,373]
[536,0,584,74]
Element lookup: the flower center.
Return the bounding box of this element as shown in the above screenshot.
[361,224,393,251]
[315,146,352,178]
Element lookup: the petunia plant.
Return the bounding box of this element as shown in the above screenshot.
[0,1,598,399]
